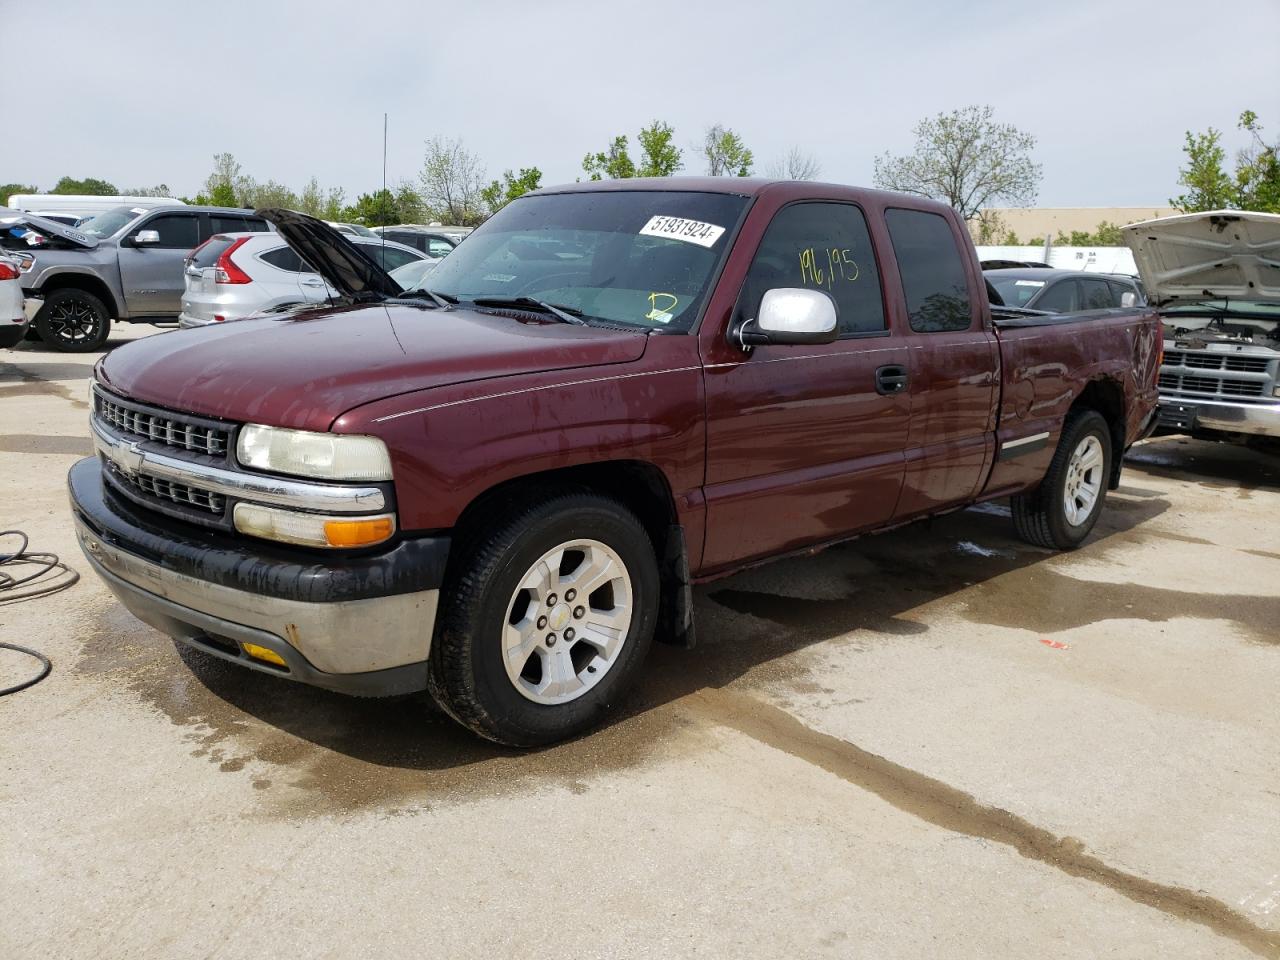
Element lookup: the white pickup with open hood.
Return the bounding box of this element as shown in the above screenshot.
[1122,210,1280,304]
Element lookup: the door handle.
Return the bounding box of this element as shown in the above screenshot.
[875,364,908,395]
[300,277,325,287]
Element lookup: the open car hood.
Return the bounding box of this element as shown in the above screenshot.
[1122,210,1280,304]
[0,208,99,249]
[255,207,401,300]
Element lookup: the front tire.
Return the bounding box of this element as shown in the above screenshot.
[1012,409,1112,550]
[34,289,112,352]
[429,492,659,746]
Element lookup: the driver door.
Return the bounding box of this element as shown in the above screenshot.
[117,211,201,316]
[700,201,911,570]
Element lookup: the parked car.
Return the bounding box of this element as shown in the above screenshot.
[0,250,42,348]
[985,268,1144,313]
[70,181,1159,746]
[179,233,433,328]
[0,205,270,351]
[371,225,458,258]
[1123,210,1280,446]
[325,221,378,238]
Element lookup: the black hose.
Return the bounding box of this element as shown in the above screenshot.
[0,529,78,695]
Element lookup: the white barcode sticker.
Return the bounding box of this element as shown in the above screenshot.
[639,215,725,248]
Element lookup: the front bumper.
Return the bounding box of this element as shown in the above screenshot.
[69,457,449,696]
[1157,395,1280,439]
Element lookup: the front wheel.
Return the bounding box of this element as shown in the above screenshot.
[1012,409,1112,550]
[34,289,112,352]
[429,492,659,746]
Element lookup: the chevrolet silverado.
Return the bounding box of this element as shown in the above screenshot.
[69,179,1160,745]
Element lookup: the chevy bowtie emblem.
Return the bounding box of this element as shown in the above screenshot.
[112,439,145,476]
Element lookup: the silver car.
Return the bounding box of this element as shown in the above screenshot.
[179,233,433,328]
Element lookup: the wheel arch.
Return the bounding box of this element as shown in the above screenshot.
[1069,376,1126,489]
[37,271,121,318]
[449,459,695,648]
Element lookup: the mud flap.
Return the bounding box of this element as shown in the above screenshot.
[657,524,696,648]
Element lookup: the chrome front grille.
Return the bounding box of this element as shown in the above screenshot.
[94,389,230,456]
[114,466,226,514]
[1159,348,1275,403]
[1163,350,1270,374]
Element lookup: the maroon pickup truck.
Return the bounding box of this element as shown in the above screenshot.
[70,178,1160,745]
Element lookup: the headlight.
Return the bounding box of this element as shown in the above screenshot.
[233,502,395,548]
[236,424,393,481]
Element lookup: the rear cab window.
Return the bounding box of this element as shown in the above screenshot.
[741,202,886,336]
[884,208,974,332]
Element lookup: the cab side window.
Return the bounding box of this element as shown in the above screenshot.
[884,208,974,332]
[742,202,886,335]
[1079,278,1115,310]
[1036,280,1080,313]
[138,214,199,249]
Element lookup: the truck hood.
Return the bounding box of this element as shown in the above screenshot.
[1122,210,1280,304]
[256,207,401,301]
[0,208,99,249]
[96,303,650,432]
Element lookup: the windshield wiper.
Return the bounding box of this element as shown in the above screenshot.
[403,288,453,309]
[470,296,587,325]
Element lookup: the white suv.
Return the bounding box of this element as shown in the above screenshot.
[179,233,433,328]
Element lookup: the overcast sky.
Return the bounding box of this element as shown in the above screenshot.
[9,0,1279,207]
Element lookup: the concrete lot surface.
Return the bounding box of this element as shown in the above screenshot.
[2,328,1278,959]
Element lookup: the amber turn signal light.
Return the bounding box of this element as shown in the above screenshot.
[242,643,288,668]
[323,516,395,548]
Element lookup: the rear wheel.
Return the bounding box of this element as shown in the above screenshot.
[1012,409,1112,550]
[34,289,111,352]
[428,492,659,746]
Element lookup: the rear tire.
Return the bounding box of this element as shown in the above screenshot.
[1012,409,1112,550]
[34,289,111,352]
[428,492,659,747]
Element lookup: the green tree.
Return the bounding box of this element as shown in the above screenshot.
[198,153,254,207]
[1234,110,1280,213]
[637,121,682,177]
[244,179,299,210]
[583,135,636,180]
[481,167,543,216]
[342,190,400,226]
[704,124,753,177]
[1170,129,1234,211]
[874,105,1039,220]
[50,176,118,195]
[0,183,39,205]
[121,184,174,198]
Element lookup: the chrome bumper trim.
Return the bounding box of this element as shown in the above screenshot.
[1157,395,1280,438]
[75,513,436,674]
[90,417,387,513]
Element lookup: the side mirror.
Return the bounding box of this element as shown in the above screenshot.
[130,229,160,246]
[736,288,837,349]
[1120,291,1137,307]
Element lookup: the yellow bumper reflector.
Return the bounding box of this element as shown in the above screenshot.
[242,643,287,668]
[324,516,395,548]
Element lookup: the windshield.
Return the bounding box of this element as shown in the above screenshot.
[426,190,749,331]
[986,275,1046,308]
[80,206,145,238]
[389,258,438,292]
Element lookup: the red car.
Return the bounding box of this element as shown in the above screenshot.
[70,179,1160,745]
